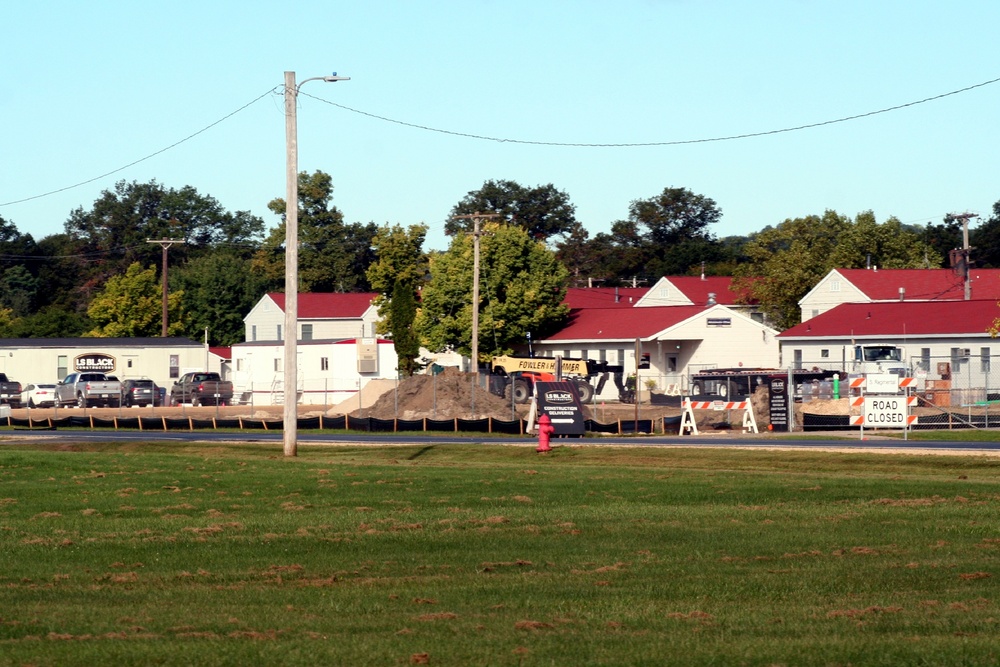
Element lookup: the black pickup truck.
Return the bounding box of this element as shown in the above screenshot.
[0,373,22,407]
[170,372,234,406]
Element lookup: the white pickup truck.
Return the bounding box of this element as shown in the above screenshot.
[56,372,123,408]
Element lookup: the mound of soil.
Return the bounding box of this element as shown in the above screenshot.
[352,367,525,421]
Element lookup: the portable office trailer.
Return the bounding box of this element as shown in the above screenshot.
[0,337,215,393]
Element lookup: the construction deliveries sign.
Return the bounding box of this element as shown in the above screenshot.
[534,381,586,435]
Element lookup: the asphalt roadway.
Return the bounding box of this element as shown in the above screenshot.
[5,426,1000,454]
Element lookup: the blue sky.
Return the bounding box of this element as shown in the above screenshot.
[3,1,999,253]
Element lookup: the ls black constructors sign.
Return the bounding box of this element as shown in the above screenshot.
[74,354,116,373]
[534,381,586,435]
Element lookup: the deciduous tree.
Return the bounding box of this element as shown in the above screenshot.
[971,200,1000,268]
[557,186,725,285]
[447,180,577,241]
[416,223,569,363]
[174,252,266,346]
[255,170,377,292]
[87,263,184,337]
[734,210,940,329]
[366,223,428,374]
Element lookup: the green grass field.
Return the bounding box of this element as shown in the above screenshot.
[2,440,999,666]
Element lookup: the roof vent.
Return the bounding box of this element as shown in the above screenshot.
[707,292,717,306]
[899,287,905,302]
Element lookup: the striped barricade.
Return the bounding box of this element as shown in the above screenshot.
[681,398,758,436]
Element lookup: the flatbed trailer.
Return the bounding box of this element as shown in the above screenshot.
[690,368,842,400]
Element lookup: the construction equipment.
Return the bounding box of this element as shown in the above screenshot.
[488,355,625,404]
[690,367,842,400]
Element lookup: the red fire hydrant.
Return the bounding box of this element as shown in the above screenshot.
[536,413,555,452]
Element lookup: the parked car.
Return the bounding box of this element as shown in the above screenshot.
[170,372,234,406]
[0,373,23,407]
[21,383,57,408]
[121,378,160,407]
[55,372,123,408]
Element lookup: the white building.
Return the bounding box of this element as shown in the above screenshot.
[243,292,380,342]
[0,337,221,391]
[778,300,1000,399]
[532,300,780,399]
[236,292,399,406]
[798,268,1000,322]
[230,338,398,406]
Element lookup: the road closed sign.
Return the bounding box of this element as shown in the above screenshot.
[863,396,907,426]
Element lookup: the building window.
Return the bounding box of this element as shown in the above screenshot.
[57,355,68,380]
[599,349,606,362]
[302,324,313,341]
[274,358,282,372]
[277,324,282,341]
[793,349,803,370]
[251,325,257,342]
[811,310,819,319]
[830,280,841,292]
[821,349,829,358]
[169,355,179,379]
[617,349,625,365]
[659,287,669,298]
[321,357,329,371]
[563,350,571,360]
[982,348,991,374]
[751,312,764,323]
[920,348,931,372]
[236,359,243,372]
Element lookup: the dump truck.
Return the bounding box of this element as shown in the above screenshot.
[844,344,907,377]
[487,355,628,404]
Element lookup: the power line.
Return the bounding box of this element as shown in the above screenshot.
[3,75,998,212]
[0,87,281,208]
[303,75,1000,147]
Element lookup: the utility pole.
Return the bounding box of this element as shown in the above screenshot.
[946,212,979,300]
[449,213,500,377]
[147,238,186,336]
[282,70,349,458]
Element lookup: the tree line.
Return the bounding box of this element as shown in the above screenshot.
[0,172,996,364]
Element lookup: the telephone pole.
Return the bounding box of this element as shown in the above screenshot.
[946,212,979,300]
[449,213,501,376]
[147,238,186,336]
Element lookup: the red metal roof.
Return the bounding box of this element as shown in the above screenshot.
[835,268,1000,301]
[779,300,999,338]
[663,276,753,305]
[543,305,718,342]
[208,346,231,360]
[267,292,378,319]
[564,287,649,309]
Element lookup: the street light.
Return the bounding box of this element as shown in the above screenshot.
[284,70,349,457]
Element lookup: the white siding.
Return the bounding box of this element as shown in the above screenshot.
[0,343,209,392]
[799,270,867,322]
[230,339,399,406]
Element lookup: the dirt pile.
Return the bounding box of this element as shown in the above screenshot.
[352,367,524,421]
